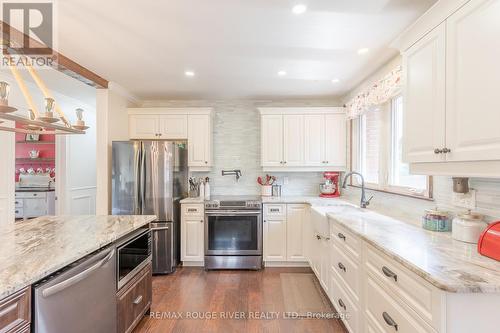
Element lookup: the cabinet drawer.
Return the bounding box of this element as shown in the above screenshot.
[365,274,435,333]
[330,221,361,262]
[364,244,440,329]
[331,243,360,302]
[330,268,359,333]
[0,287,30,333]
[14,200,23,208]
[15,192,46,199]
[182,204,204,217]
[263,204,286,219]
[14,208,23,219]
[117,264,152,333]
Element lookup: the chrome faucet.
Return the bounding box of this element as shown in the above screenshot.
[221,169,242,181]
[342,171,373,208]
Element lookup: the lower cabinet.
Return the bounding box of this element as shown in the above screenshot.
[181,203,205,263]
[0,287,30,333]
[263,204,307,263]
[117,263,152,333]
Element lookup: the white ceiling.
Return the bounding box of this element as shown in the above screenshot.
[56,0,437,100]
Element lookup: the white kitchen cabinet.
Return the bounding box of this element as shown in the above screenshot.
[261,115,284,167]
[324,114,347,167]
[263,218,287,261]
[259,108,347,171]
[188,114,212,167]
[402,22,446,163]
[283,115,305,166]
[398,0,500,176]
[286,204,307,261]
[304,114,325,166]
[181,204,205,263]
[159,114,188,139]
[15,191,55,219]
[129,114,160,140]
[445,0,500,162]
[128,108,212,170]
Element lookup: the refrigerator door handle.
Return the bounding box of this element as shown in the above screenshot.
[134,144,142,215]
[140,142,147,214]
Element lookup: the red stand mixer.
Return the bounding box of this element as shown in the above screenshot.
[319,172,340,198]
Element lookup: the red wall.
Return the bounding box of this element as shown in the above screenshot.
[15,122,56,182]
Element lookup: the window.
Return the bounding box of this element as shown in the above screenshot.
[352,96,432,199]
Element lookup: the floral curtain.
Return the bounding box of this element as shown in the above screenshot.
[345,66,402,119]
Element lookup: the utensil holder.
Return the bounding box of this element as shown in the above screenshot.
[261,185,272,197]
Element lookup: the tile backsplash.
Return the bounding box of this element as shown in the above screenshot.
[141,99,340,196]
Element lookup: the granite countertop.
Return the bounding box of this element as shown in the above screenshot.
[0,215,156,300]
[325,206,500,293]
[180,197,205,204]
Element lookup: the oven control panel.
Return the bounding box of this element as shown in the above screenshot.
[205,200,262,210]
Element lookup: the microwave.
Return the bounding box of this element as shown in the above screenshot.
[116,227,152,290]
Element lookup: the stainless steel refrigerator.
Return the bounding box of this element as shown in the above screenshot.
[112,141,188,274]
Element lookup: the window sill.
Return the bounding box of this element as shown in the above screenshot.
[346,184,434,202]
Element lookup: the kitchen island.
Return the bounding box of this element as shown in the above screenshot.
[0,215,156,333]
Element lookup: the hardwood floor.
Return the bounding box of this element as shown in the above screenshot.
[134,267,347,333]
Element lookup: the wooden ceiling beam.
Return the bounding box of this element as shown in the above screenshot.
[1,20,109,89]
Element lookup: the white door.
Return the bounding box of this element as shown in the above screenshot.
[263,218,287,261]
[283,114,305,166]
[304,114,326,166]
[445,0,500,162]
[188,114,211,167]
[261,115,284,167]
[402,23,446,163]
[129,114,160,139]
[324,114,347,167]
[159,114,188,139]
[181,217,204,261]
[286,204,307,261]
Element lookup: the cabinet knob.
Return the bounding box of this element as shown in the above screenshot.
[205,161,208,164]
[200,220,204,223]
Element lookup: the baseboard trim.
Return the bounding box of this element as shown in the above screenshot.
[181,261,204,267]
[264,261,310,267]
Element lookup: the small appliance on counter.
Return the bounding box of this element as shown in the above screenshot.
[319,172,340,198]
[422,209,452,232]
[452,210,487,243]
[478,221,500,261]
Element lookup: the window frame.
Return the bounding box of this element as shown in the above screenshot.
[349,96,433,200]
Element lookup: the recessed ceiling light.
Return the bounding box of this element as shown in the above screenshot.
[184,70,195,77]
[278,70,287,76]
[292,4,307,15]
[331,78,340,83]
[357,48,369,55]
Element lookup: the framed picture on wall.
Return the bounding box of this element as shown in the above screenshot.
[25,133,40,142]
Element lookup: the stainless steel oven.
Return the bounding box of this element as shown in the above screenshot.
[117,227,152,289]
[204,197,262,270]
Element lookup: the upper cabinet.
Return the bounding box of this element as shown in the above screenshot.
[403,22,446,163]
[259,108,347,172]
[399,0,500,177]
[128,108,212,170]
[188,114,212,168]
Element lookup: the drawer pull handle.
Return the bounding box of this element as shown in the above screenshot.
[338,298,346,311]
[382,266,398,282]
[338,262,346,272]
[337,233,346,241]
[270,209,280,212]
[382,312,398,331]
[187,209,197,212]
[133,295,143,305]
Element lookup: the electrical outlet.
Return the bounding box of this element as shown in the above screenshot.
[283,177,289,185]
[452,190,476,210]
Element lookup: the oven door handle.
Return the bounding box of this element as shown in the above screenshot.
[205,210,262,216]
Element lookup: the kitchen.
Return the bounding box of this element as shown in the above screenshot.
[1,0,500,333]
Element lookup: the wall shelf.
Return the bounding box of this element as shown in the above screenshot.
[16,141,56,145]
[15,158,55,163]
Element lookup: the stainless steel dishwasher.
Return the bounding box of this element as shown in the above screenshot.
[33,246,117,333]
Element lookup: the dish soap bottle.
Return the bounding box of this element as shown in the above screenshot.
[198,178,205,199]
[204,177,211,200]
